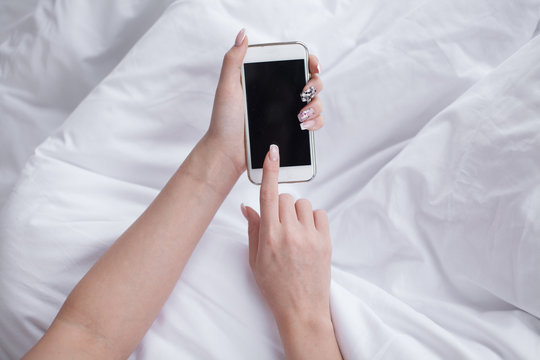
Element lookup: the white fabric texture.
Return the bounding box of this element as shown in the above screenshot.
[1,0,539,359]
[0,0,173,208]
[0,0,38,43]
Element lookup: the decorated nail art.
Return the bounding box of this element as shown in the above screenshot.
[300,86,317,102]
[300,120,315,130]
[298,108,315,122]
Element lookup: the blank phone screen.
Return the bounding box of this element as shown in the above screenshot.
[244,59,311,169]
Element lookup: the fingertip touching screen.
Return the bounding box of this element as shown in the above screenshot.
[244,59,311,169]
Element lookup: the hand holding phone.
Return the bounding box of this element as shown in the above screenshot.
[204,32,322,182]
[242,42,324,184]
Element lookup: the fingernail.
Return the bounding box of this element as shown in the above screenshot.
[300,86,317,102]
[317,63,321,74]
[298,108,315,122]
[269,144,279,161]
[300,120,315,130]
[240,203,248,220]
[235,28,246,47]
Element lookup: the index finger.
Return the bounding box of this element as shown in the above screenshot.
[260,144,280,225]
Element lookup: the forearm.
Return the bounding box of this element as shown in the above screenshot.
[276,313,342,360]
[25,135,240,359]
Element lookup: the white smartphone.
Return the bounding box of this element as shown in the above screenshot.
[241,42,316,184]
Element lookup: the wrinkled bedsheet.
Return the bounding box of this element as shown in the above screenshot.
[1,0,539,359]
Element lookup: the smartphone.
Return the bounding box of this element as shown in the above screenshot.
[241,42,316,184]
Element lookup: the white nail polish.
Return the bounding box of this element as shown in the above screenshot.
[317,63,321,74]
[300,120,315,130]
[235,28,246,47]
[269,144,279,161]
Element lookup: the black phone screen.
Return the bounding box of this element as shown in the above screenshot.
[244,59,311,169]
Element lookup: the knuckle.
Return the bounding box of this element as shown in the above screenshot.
[260,188,274,202]
[326,240,333,255]
[311,97,322,111]
[315,77,324,91]
[283,226,296,240]
[263,225,279,244]
[222,50,234,65]
[248,227,258,239]
[260,193,272,205]
[323,241,333,259]
[321,233,332,249]
[264,158,278,171]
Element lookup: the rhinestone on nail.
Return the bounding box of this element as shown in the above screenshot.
[298,108,315,122]
[300,86,317,102]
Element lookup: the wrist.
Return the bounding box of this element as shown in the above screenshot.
[185,135,243,197]
[275,309,334,336]
[200,132,246,179]
[275,310,339,360]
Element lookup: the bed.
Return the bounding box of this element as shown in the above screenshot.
[1,0,539,358]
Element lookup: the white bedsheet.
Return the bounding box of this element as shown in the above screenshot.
[1,0,539,359]
[0,0,38,44]
[0,0,173,208]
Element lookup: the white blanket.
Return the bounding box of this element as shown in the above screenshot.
[1,0,539,359]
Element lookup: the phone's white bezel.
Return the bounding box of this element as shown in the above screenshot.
[242,42,316,185]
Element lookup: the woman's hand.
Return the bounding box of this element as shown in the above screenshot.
[242,146,341,359]
[206,29,324,176]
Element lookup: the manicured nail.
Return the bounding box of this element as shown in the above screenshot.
[317,63,321,74]
[235,28,246,47]
[240,203,248,220]
[300,86,317,102]
[298,108,315,122]
[300,120,315,130]
[269,144,279,161]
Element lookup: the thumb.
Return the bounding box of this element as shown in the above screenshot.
[219,28,248,87]
[241,203,260,269]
